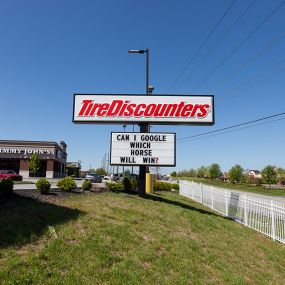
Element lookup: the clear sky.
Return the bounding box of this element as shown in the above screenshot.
[1,0,285,173]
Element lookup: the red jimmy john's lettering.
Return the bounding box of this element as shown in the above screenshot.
[77,100,211,119]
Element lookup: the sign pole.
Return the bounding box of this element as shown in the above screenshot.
[138,48,149,198]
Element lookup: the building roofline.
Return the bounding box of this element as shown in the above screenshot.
[0,139,66,149]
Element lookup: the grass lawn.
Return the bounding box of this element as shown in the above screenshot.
[177,177,285,197]
[0,191,285,285]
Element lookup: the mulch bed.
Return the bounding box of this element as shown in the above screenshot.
[5,186,108,204]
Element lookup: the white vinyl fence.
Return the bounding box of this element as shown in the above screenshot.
[179,180,285,244]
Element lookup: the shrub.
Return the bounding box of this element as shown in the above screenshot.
[106,182,124,192]
[0,179,14,195]
[131,179,138,191]
[123,177,132,192]
[82,179,92,191]
[171,183,179,191]
[57,177,77,191]
[153,181,172,192]
[36,178,51,194]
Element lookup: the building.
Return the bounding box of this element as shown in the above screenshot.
[247,170,262,179]
[66,161,81,177]
[0,140,67,178]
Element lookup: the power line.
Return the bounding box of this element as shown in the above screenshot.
[191,0,285,92]
[178,112,285,142]
[216,57,285,103]
[166,0,236,92]
[178,116,285,143]
[214,32,285,89]
[174,0,256,92]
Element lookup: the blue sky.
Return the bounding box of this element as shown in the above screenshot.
[1,0,285,173]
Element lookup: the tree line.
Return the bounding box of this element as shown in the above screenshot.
[171,164,285,187]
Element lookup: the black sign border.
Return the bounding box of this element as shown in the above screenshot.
[110,132,176,167]
[73,94,215,126]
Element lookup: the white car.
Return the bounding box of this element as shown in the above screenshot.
[102,176,112,182]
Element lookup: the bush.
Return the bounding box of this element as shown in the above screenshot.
[153,181,172,192]
[171,183,179,191]
[131,179,138,191]
[36,178,51,194]
[57,177,77,191]
[123,177,132,192]
[106,182,124,192]
[82,179,92,191]
[0,179,14,195]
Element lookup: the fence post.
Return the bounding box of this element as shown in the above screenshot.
[225,190,228,217]
[200,184,203,204]
[244,195,248,226]
[211,187,214,210]
[191,183,194,199]
[271,200,276,241]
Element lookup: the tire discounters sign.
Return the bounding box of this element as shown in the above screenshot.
[73,94,214,125]
[110,132,176,166]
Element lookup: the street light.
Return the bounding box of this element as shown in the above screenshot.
[128,49,149,96]
[128,49,145,54]
[128,48,151,197]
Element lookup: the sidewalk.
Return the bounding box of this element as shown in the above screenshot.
[14,180,106,191]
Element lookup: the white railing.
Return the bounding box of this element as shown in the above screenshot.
[179,180,285,244]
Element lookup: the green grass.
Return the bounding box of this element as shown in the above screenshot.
[177,177,285,197]
[1,191,285,285]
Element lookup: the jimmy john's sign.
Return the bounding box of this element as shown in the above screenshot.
[110,132,175,166]
[0,148,51,155]
[73,94,214,125]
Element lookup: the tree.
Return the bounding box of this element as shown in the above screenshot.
[228,164,244,183]
[95,168,106,176]
[276,167,285,175]
[170,171,177,177]
[208,163,221,180]
[261,165,277,188]
[29,153,41,177]
[188,169,197,177]
[177,169,197,178]
[197,166,208,178]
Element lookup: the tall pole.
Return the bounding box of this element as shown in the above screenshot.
[138,49,149,197]
[131,123,134,175]
[123,124,126,174]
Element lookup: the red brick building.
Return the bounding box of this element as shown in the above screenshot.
[0,140,67,178]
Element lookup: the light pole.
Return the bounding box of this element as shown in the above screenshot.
[128,48,150,197]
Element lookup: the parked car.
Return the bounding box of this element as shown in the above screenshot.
[85,173,102,183]
[103,175,113,181]
[112,173,123,182]
[0,170,23,181]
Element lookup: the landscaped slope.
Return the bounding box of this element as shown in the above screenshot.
[0,191,284,285]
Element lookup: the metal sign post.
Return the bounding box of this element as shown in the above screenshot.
[128,48,150,197]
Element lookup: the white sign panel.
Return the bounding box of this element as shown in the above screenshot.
[73,94,214,125]
[110,132,176,166]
